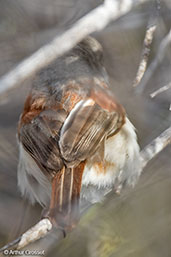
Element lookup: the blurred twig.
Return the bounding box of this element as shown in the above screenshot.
[133,20,156,88]
[135,28,171,94]
[133,0,161,88]
[0,219,53,252]
[17,219,53,250]
[0,125,170,252]
[140,126,171,168]
[0,0,149,96]
[150,81,171,98]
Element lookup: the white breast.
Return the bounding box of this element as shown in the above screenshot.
[81,118,142,203]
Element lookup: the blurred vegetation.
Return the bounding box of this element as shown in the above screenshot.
[0,0,171,256]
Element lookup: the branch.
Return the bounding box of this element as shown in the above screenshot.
[150,81,171,98]
[132,0,162,88]
[140,126,171,168]
[135,28,171,94]
[133,21,156,88]
[0,126,170,252]
[0,0,149,96]
[0,219,53,252]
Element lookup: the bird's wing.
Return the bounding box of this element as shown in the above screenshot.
[19,108,67,177]
[59,85,125,166]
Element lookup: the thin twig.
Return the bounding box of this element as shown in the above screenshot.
[136,28,171,94]
[0,219,53,252]
[0,126,170,252]
[0,0,149,96]
[17,219,52,250]
[133,22,156,88]
[140,126,171,168]
[132,0,161,88]
[150,81,171,98]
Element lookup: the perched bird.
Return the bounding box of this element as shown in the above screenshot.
[17,37,142,233]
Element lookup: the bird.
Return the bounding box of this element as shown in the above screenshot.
[17,36,142,234]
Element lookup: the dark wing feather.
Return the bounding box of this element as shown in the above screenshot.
[59,96,123,166]
[19,109,67,176]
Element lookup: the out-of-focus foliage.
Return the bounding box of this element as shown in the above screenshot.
[0,0,171,256]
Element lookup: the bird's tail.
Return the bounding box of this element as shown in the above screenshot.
[45,162,85,232]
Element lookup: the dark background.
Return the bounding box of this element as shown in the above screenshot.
[0,0,171,256]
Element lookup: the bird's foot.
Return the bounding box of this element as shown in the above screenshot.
[42,208,78,238]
